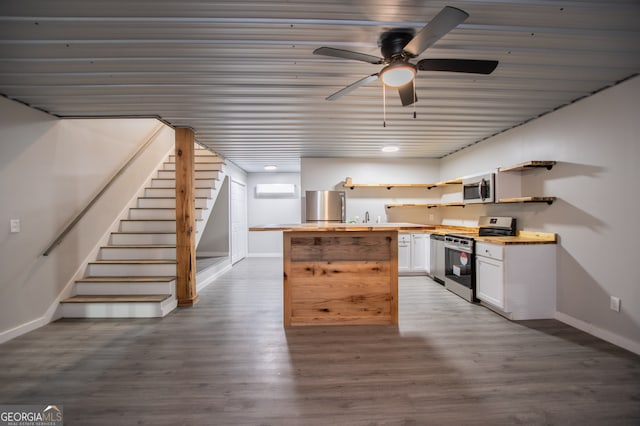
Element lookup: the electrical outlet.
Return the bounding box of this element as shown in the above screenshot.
[10,219,20,233]
[610,296,621,312]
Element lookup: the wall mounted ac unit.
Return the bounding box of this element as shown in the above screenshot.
[255,183,297,198]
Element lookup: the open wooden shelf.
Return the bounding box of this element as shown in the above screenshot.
[342,177,464,190]
[427,178,463,189]
[498,161,556,172]
[343,177,433,190]
[498,196,556,205]
[386,202,466,209]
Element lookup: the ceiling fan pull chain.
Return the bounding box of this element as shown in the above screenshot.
[383,83,387,127]
[413,84,417,119]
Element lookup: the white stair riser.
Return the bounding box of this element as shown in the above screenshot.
[144,187,213,198]
[196,179,218,188]
[150,179,175,188]
[86,262,176,277]
[62,298,176,318]
[157,170,220,180]
[120,220,175,233]
[137,198,211,209]
[169,155,223,163]
[163,162,223,171]
[129,209,203,220]
[75,281,175,295]
[99,246,176,260]
[110,233,176,245]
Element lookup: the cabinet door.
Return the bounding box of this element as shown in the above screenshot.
[411,234,428,272]
[476,256,505,309]
[423,234,431,273]
[398,239,411,273]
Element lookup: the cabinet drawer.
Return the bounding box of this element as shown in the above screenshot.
[476,242,504,260]
[398,234,412,244]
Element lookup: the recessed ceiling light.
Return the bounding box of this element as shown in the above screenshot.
[381,145,399,153]
[263,165,278,171]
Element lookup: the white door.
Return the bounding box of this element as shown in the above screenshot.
[230,179,247,264]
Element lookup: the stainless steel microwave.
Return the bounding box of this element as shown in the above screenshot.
[462,172,495,204]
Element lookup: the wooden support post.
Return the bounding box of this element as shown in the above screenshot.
[175,128,198,307]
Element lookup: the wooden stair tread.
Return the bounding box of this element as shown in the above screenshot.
[101,244,176,248]
[139,196,212,199]
[166,159,224,163]
[147,182,217,188]
[62,295,172,303]
[119,219,201,222]
[130,207,203,210]
[76,276,176,283]
[120,219,177,223]
[89,260,176,264]
[111,231,176,234]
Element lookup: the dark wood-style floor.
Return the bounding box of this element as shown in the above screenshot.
[1,258,639,425]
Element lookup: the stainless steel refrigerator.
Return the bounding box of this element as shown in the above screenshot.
[305,190,346,223]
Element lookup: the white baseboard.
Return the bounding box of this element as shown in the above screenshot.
[555,311,640,355]
[196,262,233,292]
[0,316,49,345]
[0,276,75,345]
[248,253,282,258]
[197,251,229,257]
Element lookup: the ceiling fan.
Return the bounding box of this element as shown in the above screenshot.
[314,6,498,107]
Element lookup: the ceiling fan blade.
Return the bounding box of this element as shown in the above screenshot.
[326,74,379,101]
[313,47,383,64]
[403,6,469,57]
[398,80,417,106]
[417,58,499,74]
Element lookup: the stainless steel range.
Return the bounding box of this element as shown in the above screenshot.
[444,216,517,302]
[444,233,477,302]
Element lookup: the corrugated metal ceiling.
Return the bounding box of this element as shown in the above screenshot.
[1,1,638,172]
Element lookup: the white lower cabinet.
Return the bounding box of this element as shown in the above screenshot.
[398,234,412,273]
[412,233,430,273]
[476,255,504,309]
[475,241,556,320]
[399,233,430,275]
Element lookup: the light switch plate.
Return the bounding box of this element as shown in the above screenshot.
[610,296,621,312]
[10,219,20,233]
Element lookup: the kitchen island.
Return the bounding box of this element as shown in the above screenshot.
[250,223,433,326]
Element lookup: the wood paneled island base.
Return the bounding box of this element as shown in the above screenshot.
[283,230,398,326]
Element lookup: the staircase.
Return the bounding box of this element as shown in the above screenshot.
[61,146,225,318]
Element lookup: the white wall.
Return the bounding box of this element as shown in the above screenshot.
[301,157,441,225]
[196,176,230,257]
[441,76,640,352]
[0,97,174,341]
[247,172,301,257]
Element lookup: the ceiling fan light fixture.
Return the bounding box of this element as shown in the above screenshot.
[380,62,416,87]
[263,165,278,171]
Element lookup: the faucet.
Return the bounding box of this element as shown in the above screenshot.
[365,211,370,223]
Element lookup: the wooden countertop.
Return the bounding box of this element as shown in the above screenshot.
[475,231,556,245]
[249,223,436,232]
[250,224,556,244]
